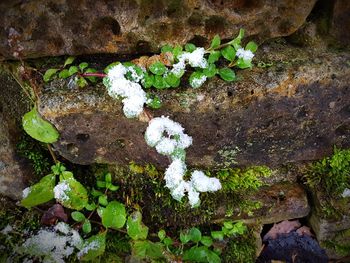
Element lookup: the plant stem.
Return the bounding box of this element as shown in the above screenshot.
[47,144,58,164]
[79,72,107,78]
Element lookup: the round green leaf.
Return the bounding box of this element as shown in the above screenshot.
[223,221,234,230]
[185,43,196,52]
[211,231,224,240]
[210,35,221,49]
[189,227,202,243]
[142,74,154,88]
[161,44,173,53]
[208,51,221,64]
[43,68,58,82]
[64,56,75,67]
[221,45,236,62]
[68,66,78,76]
[203,63,217,78]
[172,45,183,59]
[200,236,213,247]
[146,93,162,109]
[102,201,126,229]
[58,69,70,79]
[55,178,88,210]
[71,211,86,222]
[218,68,236,82]
[79,62,89,71]
[183,246,208,262]
[78,232,106,261]
[180,231,191,244]
[98,195,108,206]
[76,76,88,88]
[163,237,173,247]
[236,58,252,69]
[164,73,180,88]
[149,62,167,75]
[21,174,56,208]
[153,75,167,89]
[158,230,166,241]
[22,107,59,143]
[127,211,149,240]
[82,220,91,234]
[207,250,221,263]
[246,41,258,52]
[189,71,206,88]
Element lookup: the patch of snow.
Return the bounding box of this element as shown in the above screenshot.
[179,48,208,68]
[54,181,70,202]
[236,48,254,60]
[342,188,350,198]
[1,224,13,235]
[190,170,222,192]
[22,187,31,199]
[190,75,207,88]
[77,241,99,259]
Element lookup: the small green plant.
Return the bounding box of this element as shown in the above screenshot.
[305,147,350,198]
[43,56,98,87]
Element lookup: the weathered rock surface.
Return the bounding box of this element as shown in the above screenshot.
[0,69,32,200]
[0,0,316,60]
[331,0,350,45]
[37,42,350,170]
[215,182,310,224]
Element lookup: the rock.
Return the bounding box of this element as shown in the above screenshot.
[0,68,32,200]
[215,183,310,224]
[0,0,316,60]
[35,42,350,169]
[331,0,350,46]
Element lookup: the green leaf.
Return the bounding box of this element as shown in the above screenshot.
[183,246,208,262]
[68,66,78,76]
[82,220,92,234]
[78,232,106,261]
[43,68,58,82]
[125,64,145,81]
[104,62,120,74]
[107,184,119,191]
[64,56,75,67]
[221,45,236,62]
[71,211,86,222]
[158,230,166,241]
[79,62,89,71]
[208,51,221,63]
[127,211,149,240]
[180,231,191,244]
[236,58,252,69]
[22,107,59,143]
[203,63,217,78]
[163,237,173,247]
[231,29,245,50]
[98,195,108,206]
[132,240,164,260]
[246,41,258,52]
[153,75,167,89]
[102,201,126,229]
[189,227,202,243]
[146,93,162,109]
[96,180,106,188]
[172,45,183,59]
[76,77,88,88]
[189,71,206,88]
[218,68,236,82]
[105,173,112,183]
[185,43,196,52]
[211,231,224,240]
[164,73,180,88]
[142,74,154,88]
[206,250,221,263]
[223,221,234,230]
[55,178,89,210]
[161,44,173,53]
[85,203,97,211]
[58,69,70,79]
[91,188,104,197]
[149,62,167,75]
[210,35,221,49]
[21,174,56,208]
[200,236,213,247]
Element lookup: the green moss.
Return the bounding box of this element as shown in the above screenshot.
[16,133,51,177]
[222,226,257,263]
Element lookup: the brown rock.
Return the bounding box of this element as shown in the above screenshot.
[0,0,316,60]
[331,0,350,45]
[35,42,350,170]
[0,68,32,200]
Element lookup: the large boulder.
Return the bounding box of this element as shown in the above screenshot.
[36,41,350,169]
[0,0,316,60]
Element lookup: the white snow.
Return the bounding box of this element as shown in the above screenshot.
[54,181,70,202]
[190,75,207,89]
[20,223,82,263]
[178,48,208,68]
[1,224,13,235]
[236,48,254,60]
[107,64,147,118]
[190,170,222,192]
[22,187,31,199]
[164,159,187,190]
[342,188,350,198]
[77,240,99,259]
